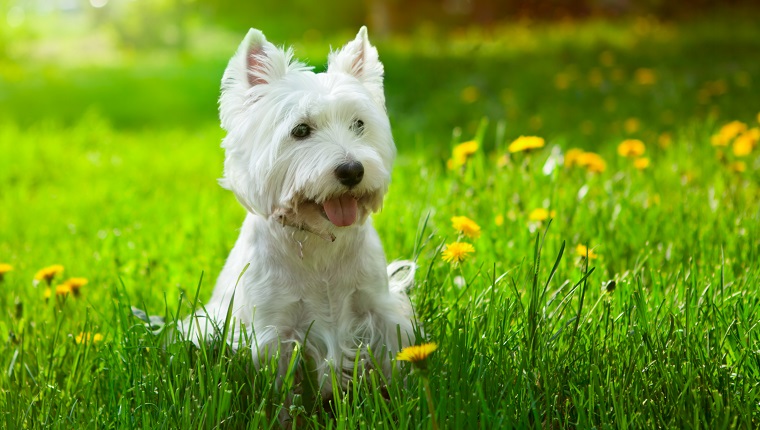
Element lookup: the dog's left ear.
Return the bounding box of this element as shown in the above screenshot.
[328,26,386,106]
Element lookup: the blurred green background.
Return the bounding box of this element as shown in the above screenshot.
[2,0,759,150]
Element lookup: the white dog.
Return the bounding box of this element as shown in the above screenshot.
[178,27,417,396]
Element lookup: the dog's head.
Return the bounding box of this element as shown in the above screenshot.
[218,27,394,235]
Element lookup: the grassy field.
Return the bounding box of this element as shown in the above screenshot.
[1,11,760,429]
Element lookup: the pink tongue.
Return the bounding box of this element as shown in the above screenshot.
[323,195,358,227]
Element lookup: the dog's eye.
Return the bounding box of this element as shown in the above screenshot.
[351,119,365,135]
[291,123,311,139]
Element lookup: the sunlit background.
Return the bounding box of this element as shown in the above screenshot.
[3,0,759,148]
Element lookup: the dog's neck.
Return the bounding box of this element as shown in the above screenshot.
[287,226,327,260]
[258,213,368,264]
[271,207,336,244]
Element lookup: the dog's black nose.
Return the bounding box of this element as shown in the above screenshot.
[335,161,364,187]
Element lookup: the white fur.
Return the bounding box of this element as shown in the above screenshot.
[178,27,417,395]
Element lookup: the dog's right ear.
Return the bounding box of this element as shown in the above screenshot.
[225,29,291,88]
[220,29,292,130]
[237,29,290,87]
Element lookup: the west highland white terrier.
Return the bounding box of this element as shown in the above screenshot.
[178,26,417,396]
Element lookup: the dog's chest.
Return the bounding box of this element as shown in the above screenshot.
[295,272,363,324]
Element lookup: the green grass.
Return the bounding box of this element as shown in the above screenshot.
[1,11,760,429]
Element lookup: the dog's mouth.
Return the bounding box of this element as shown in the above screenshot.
[272,191,382,242]
[320,194,359,227]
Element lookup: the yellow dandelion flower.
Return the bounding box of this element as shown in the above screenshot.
[577,152,606,173]
[732,128,758,157]
[617,139,646,158]
[397,342,440,429]
[448,140,479,169]
[0,263,12,281]
[460,86,479,104]
[576,244,598,259]
[451,216,481,239]
[624,118,640,134]
[34,264,64,285]
[720,120,747,138]
[442,242,475,265]
[43,288,52,300]
[396,342,438,362]
[528,208,556,222]
[564,148,585,167]
[634,68,656,85]
[495,214,504,226]
[733,136,754,156]
[55,284,72,296]
[712,121,747,147]
[729,161,746,173]
[453,140,479,158]
[508,136,545,153]
[76,332,104,344]
[63,277,88,297]
[634,157,650,170]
